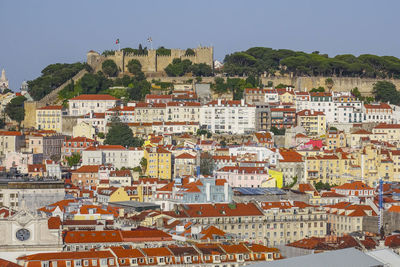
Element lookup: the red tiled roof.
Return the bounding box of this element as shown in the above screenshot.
[374,123,400,129]
[298,183,316,193]
[0,131,22,136]
[199,225,227,240]
[279,149,303,162]
[352,129,372,135]
[364,102,392,109]
[28,164,46,172]
[64,230,123,243]
[388,205,400,213]
[385,234,400,248]
[110,247,145,258]
[254,132,272,142]
[0,259,21,267]
[37,105,63,110]
[321,191,346,198]
[73,165,100,173]
[145,94,173,99]
[297,109,325,116]
[173,203,264,218]
[17,250,113,261]
[141,247,173,257]
[333,181,374,191]
[310,92,332,97]
[65,136,95,143]
[296,133,309,138]
[261,201,293,210]
[82,112,105,118]
[215,179,227,186]
[247,244,280,253]
[175,152,196,159]
[220,244,249,254]
[270,108,296,112]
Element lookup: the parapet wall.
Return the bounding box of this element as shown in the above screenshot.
[88,46,214,74]
[261,76,400,96]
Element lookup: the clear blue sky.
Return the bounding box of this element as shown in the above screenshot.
[1,0,399,89]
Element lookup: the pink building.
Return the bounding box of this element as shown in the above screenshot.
[215,166,268,188]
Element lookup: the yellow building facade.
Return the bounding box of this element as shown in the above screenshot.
[297,110,326,136]
[305,144,397,187]
[325,129,346,150]
[36,105,63,132]
[144,146,172,180]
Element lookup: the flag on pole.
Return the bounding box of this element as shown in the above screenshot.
[115,38,120,44]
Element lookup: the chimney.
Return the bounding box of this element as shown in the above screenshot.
[241,99,245,106]
[218,99,221,106]
[120,103,124,109]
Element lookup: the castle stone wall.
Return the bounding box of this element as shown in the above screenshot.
[261,76,400,96]
[89,46,214,75]
[23,101,43,129]
[156,55,174,73]
[123,51,156,73]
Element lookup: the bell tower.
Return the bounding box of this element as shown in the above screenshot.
[0,68,9,91]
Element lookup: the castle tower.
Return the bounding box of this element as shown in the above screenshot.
[0,68,9,90]
[114,50,125,73]
[86,50,101,70]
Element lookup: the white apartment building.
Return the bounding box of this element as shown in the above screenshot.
[229,145,280,165]
[200,99,256,134]
[127,102,166,123]
[296,92,363,124]
[165,102,201,123]
[363,103,393,123]
[152,122,199,135]
[264,89,279,103]
[81,145,144,169]
[68,94,118,116]
[105,104,135,123]
[337,106,363,124]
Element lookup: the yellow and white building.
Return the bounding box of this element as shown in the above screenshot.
[144,146,172,180]
[36,105,63,132]
[297,109,326,136]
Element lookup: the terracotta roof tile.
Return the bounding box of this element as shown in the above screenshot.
[37,105,63,110]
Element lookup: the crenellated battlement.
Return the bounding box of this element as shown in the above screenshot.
[87,46,213,74]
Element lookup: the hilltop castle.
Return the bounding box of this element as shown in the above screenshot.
[87,46,214,75]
